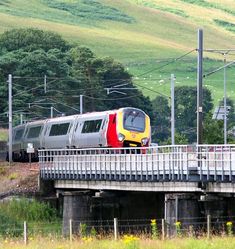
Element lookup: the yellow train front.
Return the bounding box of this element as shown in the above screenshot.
[115,107,151,147]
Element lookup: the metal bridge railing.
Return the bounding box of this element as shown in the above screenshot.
[39,144,235,182]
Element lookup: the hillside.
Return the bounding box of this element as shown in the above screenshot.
[0,0,235,104]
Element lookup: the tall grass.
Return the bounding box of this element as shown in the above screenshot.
[0,198,61,237]
[2,237,235,249]
[0,198,59,222]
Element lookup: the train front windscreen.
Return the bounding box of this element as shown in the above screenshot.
[123,109,145,132]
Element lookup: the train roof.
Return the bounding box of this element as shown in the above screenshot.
[12,107,148,128]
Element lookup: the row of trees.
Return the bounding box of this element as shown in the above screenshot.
[0,28,234,144]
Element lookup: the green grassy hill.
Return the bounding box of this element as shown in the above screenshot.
[1,0,235,104]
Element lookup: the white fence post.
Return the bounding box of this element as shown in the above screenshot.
[114,218,118,240]
[69,219,73,242]
[23,221,27,245]
[161,219,165,240]
[207,215,211,239]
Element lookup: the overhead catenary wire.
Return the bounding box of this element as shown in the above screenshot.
[82,93,145,101]
[1,49,199,121]
[6,49,196,99]
[136,49,196,77]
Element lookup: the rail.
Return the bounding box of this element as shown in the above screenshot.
[39,144,235,182]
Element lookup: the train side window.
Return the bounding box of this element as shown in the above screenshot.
[49,123,70,136]
[81,119,102,133]
[14,129,24,141]
[27,126,42,139]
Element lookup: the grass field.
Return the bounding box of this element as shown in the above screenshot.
[2,237,235,249]
[0,0,235,105]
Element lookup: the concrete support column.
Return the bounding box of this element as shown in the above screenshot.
[165,193,200,237]
[62,191,92,236]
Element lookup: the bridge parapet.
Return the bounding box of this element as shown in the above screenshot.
[39,144,235,183]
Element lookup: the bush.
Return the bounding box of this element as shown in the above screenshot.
[0,198,59,222]
[0,212,22,237]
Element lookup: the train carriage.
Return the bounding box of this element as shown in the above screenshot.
[10,107,151,161]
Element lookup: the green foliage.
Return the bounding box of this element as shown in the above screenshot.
[0,129,8,141]
[181,0,235,17]
[180,0,213,7]
[226,221,233,237]
[0,28,69,52]
[203,113,224,144]
[151,96,170,142]
[41,0,135,24]
[0,198,59,222]
[175,86,213,142]
[219,98,235,129]
[80,223,87,237]
[8,172,18,180]
[90,226,97,237]
[0,29,152,126]
[214,20,235,33]
[0,166,6,175]
[162,132,188,145]
[150,219,158,239]
[0,212,22,237]
[0,198,59,237]
[133,0,188,17]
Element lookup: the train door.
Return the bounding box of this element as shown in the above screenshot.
[99,115,108,147]
[71,117,83,148]
[40,120,49,148]
[44,121,72,149]
[79,117,104,148]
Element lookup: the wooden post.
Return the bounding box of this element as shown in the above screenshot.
[114,218,118,240]
[69,219,73,242]
[161,219,165,240]
[207,215,211,239]
[23,221,27,245]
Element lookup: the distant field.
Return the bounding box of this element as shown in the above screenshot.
[0,129,7,141]
[0,0,235,105]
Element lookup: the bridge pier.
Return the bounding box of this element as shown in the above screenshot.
[62,191,92,236]
[165,193,200,237]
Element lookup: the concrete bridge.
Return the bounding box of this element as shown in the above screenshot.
[39,144,235,235]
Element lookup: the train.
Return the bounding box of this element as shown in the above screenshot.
[10,107,151,161]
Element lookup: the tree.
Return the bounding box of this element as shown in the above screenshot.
[162,132,188,145]
[175,86,213,143]
[219,97,235,129]
[0,28,70,53]
[0,48,70,124]
[68,46,153,115]
[151,96,170,143]
[0,29,153,127]
[203,113,224,144]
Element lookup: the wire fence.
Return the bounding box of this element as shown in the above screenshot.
[2,216,235,244]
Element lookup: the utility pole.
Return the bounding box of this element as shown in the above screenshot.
[223,55,227,144]
[8,74,13,163]
[44,75,47,94]
[80,94,83,114]
[197,29,203,145]
[20,113,23,125]
[171,74,175,145]
[50,106,53,118]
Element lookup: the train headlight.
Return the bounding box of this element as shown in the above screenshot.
[118,133,125,142]
[141,137,149,146]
